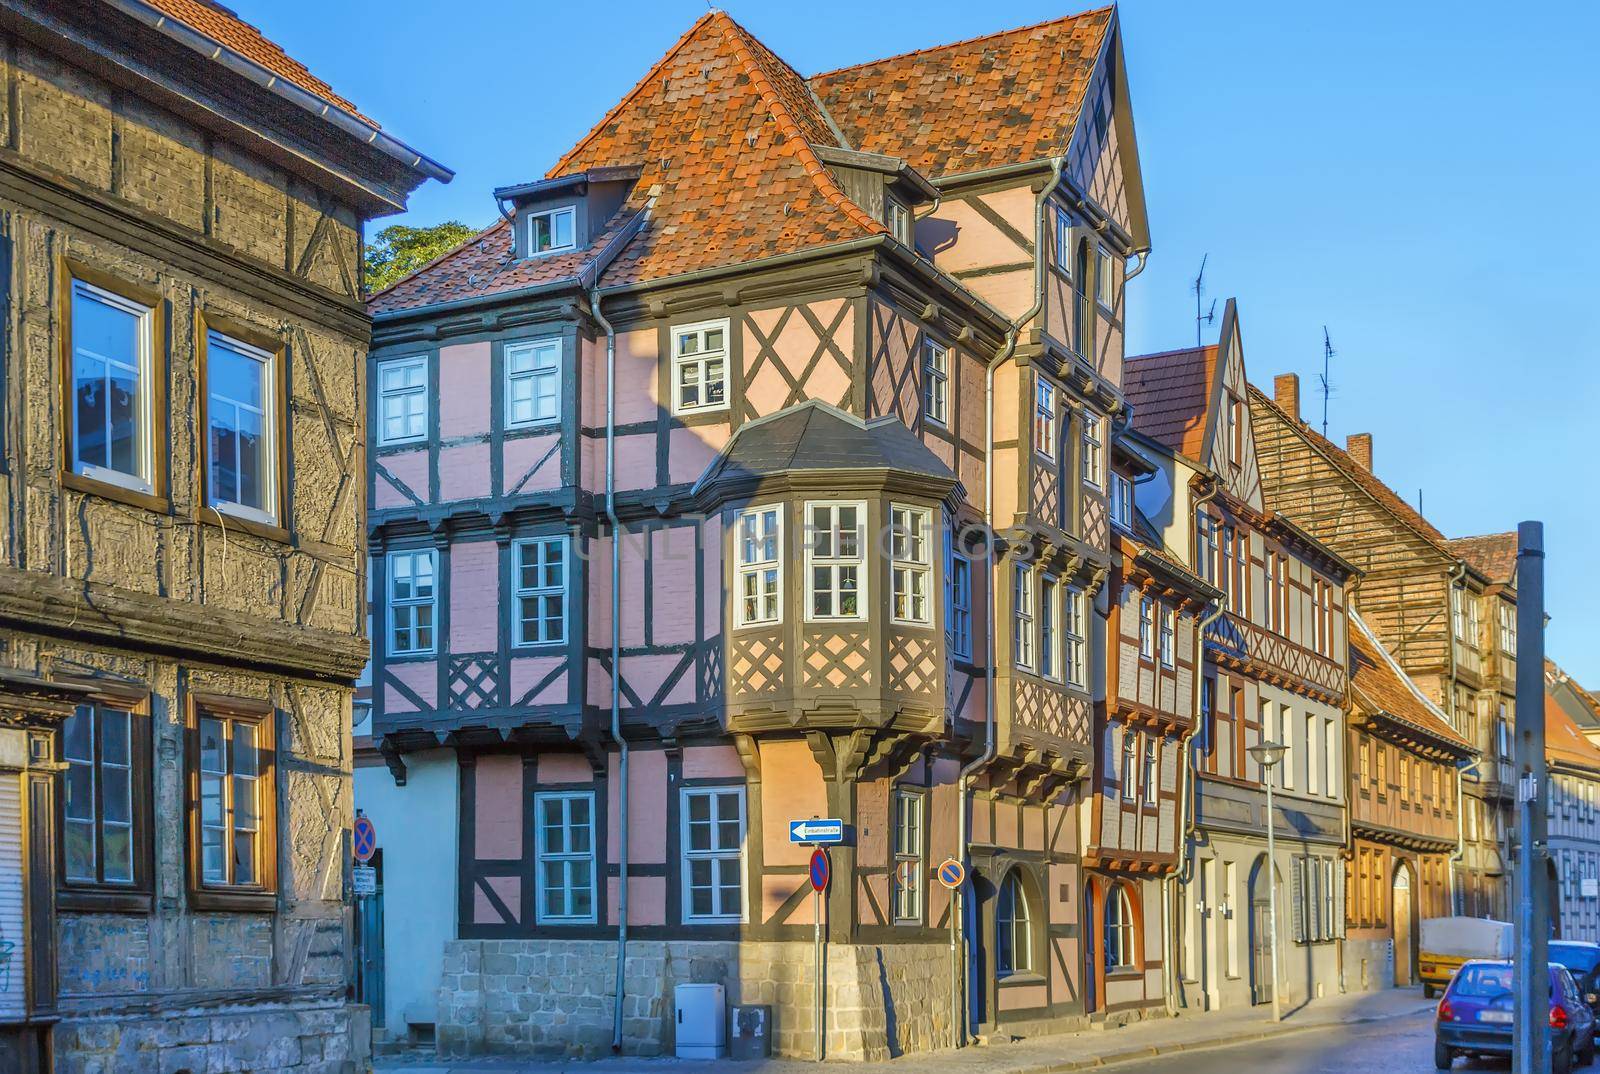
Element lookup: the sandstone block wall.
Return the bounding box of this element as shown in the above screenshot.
[51,1000,369,1074]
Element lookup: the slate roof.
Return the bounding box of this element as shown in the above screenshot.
[143,0,370,122]
[811,7,1114,178]
[1123,345,1216,461]
[1448,532,1518,584]
[694,400,957,492]
[1348,613,1470,751]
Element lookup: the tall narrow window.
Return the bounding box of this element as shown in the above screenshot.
[1195,512,1218,585]
[1081,411,1104,488]
[1138,597,1155,660]
[535,792,595,923]
[1064,587,1087,689]
[1160,606,1176,668]
[204,330,278,524]
[1013,564,1035,670]
[891,789,924,923]
[188,697,275,903]
[527,205,576,255]
[887,197,913,245]
[682,787,745,923]
[736,507,782,627]
[1263,552,1280,633]
[1122,731,1139,802]
[387,549,437,655]
[923,339,949,426]
[1096,246,1115,308]
[1451,586,1466,641]
[1073,238,1092,356]
[378,356,428,444]
[1040,575,1059,680]
[1109,471,1133,530]
[62,703,149,896]
[1499,603,1518,655]
[806,502,865,620]
[890,505,932,626]
[948,553,973,660]
[1055,210,1073,273]
[996,870,1033,975]
[1034,378,1057,459]
[1142,738,1159,806]
[672,320,729,414]
[513,537,567,646]
[1105,883,1136,970]
[1226,394,1244,466]
[69,278,155,492]
[505,338,561,427]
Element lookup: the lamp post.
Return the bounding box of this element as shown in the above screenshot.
[1250,740,1288,1024]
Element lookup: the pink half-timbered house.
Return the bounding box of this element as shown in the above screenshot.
[356,7,1150,1059]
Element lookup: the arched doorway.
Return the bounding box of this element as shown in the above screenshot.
[1393,861,1415,987]
[1248,856,1276,1007]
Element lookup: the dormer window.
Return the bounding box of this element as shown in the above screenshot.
[528,206,576,256]
[887,197,912,245]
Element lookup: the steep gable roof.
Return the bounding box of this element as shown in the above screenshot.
[1348,613,1470,751]
[1124,345,1215,461]
[810,7,1114,179]
[1449,532,1518,585]
[1547,687,1600,775]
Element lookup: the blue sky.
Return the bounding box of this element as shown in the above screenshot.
[246,0,1599,682]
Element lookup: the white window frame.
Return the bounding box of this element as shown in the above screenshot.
[1160,606,1176,669]
[1196,512,1218,584]
[1064,586,1087,689]
[527,205,577,256]
[1138,597,1155,660]
[505,338,562,428]
[1055,209,1073,273]
[671,318,730,415]
[1081,410,1104,488]
[378,355,429,445]
[1500,603,1518,655]
[891,788,924,924]
[1105,883,1136,970]
[887,197,913,245]
[805,501,867,622]
[1034,378,1057,460]
[204,330,277,525]
[387,548,437,656]
[1142,737,1159,806]
[512,536,568,647]
[735,506,783,628]
[681,786,746,924]
[69,279,155,493]
[1039,574,1060,682]
[1096,246,1115,309]
[890,505,933,626]
[1013,564,1036,671]
[948,552,973,661]
[1121,730,1139,802]
[534,791,596,924]
[1109,471,1133,531]
[923,338,949,426]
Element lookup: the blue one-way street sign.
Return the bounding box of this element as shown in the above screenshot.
[789,818,846,844]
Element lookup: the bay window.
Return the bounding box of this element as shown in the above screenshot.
[736,507,782,627]
[806,502,865,620]
[1013,564,1035,670]
[890,505,932,625]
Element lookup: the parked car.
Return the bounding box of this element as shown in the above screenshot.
[1421,916,1513,998]
[1435,959,1596,1072]
[1553,942,1600,1014]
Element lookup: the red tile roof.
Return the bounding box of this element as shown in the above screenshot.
[1349,614,1469,750]
[811,7,1114,178]
[1547,689,1600,773]
[1123,346,1217,461]
[144,0,370,123]
[1448,532,1518,584]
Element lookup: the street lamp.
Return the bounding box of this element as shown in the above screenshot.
[1250,740,1288,1025]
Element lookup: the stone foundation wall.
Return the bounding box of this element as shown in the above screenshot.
[436,938,952,1061]
[53,1000,370,1074]
[1343,937,1395,992]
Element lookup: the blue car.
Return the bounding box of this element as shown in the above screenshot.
[1435,959,1597,1072]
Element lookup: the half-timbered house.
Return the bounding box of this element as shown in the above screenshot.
[1545,663,1600,943]
[1125,300,1355,1014]
[356,7,1150,1060]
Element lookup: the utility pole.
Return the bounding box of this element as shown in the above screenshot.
[1512,521,1549,1074]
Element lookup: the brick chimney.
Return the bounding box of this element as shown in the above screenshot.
[1274,373,1300,421]
[1346,433,1373,471]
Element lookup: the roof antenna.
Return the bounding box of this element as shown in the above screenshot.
[1319,326,1336,438]
[1192,254,1216,348]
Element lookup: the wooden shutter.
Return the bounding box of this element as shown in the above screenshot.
[1290,856,1305,943]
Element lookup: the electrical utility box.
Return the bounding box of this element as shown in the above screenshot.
[729,1004,772,1059]
[674,983,727,1059]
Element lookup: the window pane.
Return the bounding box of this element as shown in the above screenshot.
[233,830,256,885]
[233,723,259,777]
[64,709,93,763]
[102,764,132,826]
[200,770,224,827]
[202,825,226,883]
[102,824,133,884]
[551,210,574,249]
[65,820,96,882]
[74,350,108,468]
[233,775,258,833]
[200,718,226,774]
[64,761,94,823]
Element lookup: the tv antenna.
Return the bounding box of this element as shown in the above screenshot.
[1193,255,1216,348]
[1319,326,1336,437]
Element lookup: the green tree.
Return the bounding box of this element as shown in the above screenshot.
[363,220,478,294]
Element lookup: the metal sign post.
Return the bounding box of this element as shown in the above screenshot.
[1513,521,1549,1074]
[809,847,830,1062]
[352,812,378,900]
[937,858,967,1048]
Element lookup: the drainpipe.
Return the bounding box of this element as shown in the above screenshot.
[1123,250,1150,282]
[592,287,629,1052]
[956,153,1064,1043]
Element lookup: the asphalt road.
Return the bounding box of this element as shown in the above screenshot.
[1103,1010,1525,1073]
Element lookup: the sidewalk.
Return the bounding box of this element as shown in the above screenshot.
[376,986,1434,1074]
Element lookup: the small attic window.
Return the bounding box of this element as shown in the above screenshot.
[528,206,576,256]
[887,197,912,245]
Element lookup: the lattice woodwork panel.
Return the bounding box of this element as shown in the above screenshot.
[1082,495,1108,551]
[742,301,856,419]
[700,641,724,702]
[1030,465,1059,523]
[886,633,938,695]
[801,631,872,691]
[448,653,499,709]
[729,633,785,696]
[1014,680,1092,747]
[868,301,921,422]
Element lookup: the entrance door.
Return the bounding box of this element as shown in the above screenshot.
[355,850,385,1029]
[1248,856,1274,1006]
[1393,862,1414,987]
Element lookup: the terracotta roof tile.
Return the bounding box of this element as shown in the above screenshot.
[144,0,370,123]
[1123,346,1216,461]
[1448,532,1518,584]
[1349,614,1469,750]
[1547,688,1600,773]
[810,7,1114,178]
